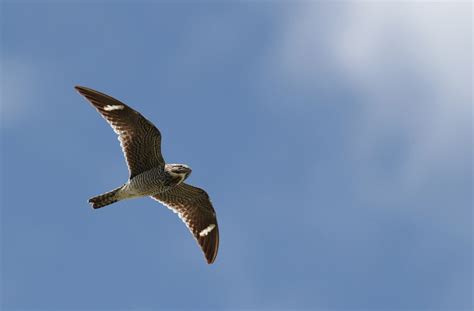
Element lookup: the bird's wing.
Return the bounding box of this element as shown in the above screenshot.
[151,183,219,264]
[75,86,164,178]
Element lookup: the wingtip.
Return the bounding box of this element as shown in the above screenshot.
[207,248,218,264]
[205,239,218,264]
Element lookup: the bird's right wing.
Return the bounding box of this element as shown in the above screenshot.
[151,183,219,264]
[75,86,165,178]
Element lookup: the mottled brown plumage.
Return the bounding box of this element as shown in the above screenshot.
[152,184,219,264]
[75,86,164,179]
[76,86,219,264]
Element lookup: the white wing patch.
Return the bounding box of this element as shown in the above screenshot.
[104,104,125,111]
[199,224,216,237]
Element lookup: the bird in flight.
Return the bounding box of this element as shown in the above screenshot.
[75,86,219,264]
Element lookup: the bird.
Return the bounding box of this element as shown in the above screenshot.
[75,86,219,264]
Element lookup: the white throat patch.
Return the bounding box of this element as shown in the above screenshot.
[199,224,216,237]
[104,104,125,111]
[169,171,186,184]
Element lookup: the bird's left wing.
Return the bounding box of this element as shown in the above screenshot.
[151,183,219,264]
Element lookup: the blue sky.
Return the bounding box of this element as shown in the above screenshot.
[1,1,472,310]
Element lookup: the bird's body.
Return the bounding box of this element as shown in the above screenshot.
[75,86,219,264]
[124,166,169,197]
[91,165,190,206]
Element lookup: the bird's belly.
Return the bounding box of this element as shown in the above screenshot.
[125,168,166,196]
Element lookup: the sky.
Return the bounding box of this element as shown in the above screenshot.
[1,1,472,310]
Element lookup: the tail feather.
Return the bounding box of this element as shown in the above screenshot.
[89,186,123,209]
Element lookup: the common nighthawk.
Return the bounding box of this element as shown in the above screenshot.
[75,86,219,264]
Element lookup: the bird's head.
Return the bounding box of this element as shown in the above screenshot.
[165,163,192,184]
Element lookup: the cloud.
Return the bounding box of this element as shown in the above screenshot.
[262,2,472,189]
[332,2,472,184]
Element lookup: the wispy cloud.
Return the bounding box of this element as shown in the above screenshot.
[262,2,472,189]
[333,2,472,185]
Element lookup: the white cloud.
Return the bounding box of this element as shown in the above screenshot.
[264,2,472,189]
[334,2,472,183]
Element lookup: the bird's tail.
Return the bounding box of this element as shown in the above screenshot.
[89,186,124,209]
